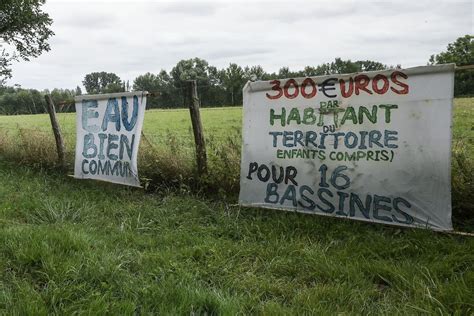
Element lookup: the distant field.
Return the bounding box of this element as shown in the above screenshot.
[0,106,242,133]
[0,106,242,149]
[0,99,471,152]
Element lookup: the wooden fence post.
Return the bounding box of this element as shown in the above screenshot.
[186,80,207,176]
[44,94,66,168]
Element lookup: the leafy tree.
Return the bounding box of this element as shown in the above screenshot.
[155,70,182,107]
[303,65,326,77]
[328,58,360,74]
[0,86,46,114]
[430,35,474,96]
[50,88,75,112]
[243,65,269,81]
[133,72,160,92]
[205,66,226,106]
[221,63,245,105]
[82,72,124,94]
[0,51,12,84]
[355,60,387,72]
[170,58,219,106]
[103,81,124,93]
[170,58,211,84]
[307,58,387,76]
[277,67,304,78]
[133,70,185,108]
[0,85,79,114]
[0,0,54,84]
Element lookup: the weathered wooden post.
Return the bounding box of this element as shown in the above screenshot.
[186,80,207,176]
[44,94,66,168]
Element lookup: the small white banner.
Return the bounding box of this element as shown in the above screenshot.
[239,64,454,231]
[74,91,147,187]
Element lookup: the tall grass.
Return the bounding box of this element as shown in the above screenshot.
[0,124,242,196]
[0,159,473,314]
[452,140,474,228]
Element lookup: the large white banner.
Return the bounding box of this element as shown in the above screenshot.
[74,91,147,187]
[240,64,454,231]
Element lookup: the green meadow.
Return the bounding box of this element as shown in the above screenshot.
[0,106,243,148]
[0,98,470,153]
[0,99,472,314]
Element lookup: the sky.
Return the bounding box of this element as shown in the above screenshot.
[6,0,474,90]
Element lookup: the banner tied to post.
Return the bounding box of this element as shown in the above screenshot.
[239,64,455,231]
[74,91,147,187]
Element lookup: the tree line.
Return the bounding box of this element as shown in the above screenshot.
[0,35,472,115]
[0,57,390,114]
[131,57,389,109]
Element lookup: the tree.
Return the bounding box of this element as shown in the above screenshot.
[134,72,162,108]
[303,65,326,77]
[430,35,474,96]
[154,70,182,107]
[133,70,184,108]
[277,67,304,78]
[305,58,388,76]
[221,63,245,105]
[0,86,48,114]
[206,65,227,106]
[355,60,387,72]
[50,88,75,112]
[82,72,124,94]
[0,0,54,84]
[170,58,211,84]
[243,65,269,81]
[170,58,219,106]
[133,72,160,92]
[328,58,360,74]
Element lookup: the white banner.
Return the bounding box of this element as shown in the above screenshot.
[74,91,147,187]
[239,64,455,231]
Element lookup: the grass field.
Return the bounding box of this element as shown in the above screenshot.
[0,160,473,314]
[0,99,472,314]
[0,98,471,155]
[0,106,243,152]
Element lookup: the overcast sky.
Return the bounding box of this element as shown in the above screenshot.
[7,0,473,90]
